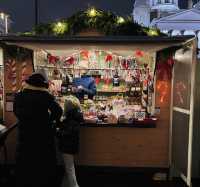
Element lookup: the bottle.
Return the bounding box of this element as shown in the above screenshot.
[61,75,69,95]
[113,71,120,87]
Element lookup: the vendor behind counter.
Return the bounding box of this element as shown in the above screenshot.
[73,74,96,100]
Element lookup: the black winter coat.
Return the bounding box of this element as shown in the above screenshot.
[58,109,83,154]
[13,88,63,187]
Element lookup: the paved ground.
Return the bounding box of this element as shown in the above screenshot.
[0,165,192,187]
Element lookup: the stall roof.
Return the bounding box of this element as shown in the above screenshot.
[0,35,196,53]
[0,35,195,43]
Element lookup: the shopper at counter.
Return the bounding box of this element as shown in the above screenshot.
[13,72,63,187]
[58,88,83,187]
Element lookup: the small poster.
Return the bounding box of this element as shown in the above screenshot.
[5,93,15,112]
[6,101,13,112]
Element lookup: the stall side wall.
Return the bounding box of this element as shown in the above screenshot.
[0,48,3,121]
[192,58,200,179]
[2,46,34,163]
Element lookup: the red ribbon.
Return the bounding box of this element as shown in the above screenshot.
[105,54,113,62]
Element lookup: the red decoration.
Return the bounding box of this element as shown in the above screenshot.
[156,62,172,80]
[135,50,144,57]
[175,81,186,104]
[157,81,169,103]
[47,54,59,65]
[167,57,174,66]
[121,59,128,69]
[64,56,75,65]
[105,54,113,62]
[80,50,89,60]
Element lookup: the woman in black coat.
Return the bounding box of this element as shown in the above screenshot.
[13,72,63,187]
[58,93,83,187]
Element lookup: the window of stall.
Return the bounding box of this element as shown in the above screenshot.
[33,46,157,125]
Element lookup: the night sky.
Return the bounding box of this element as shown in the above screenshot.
[0,0,197,32]
[0,0,133,32]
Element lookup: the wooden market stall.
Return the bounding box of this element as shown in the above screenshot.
[0,35,199,187]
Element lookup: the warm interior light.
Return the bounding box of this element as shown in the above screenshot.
[117,17,125,24]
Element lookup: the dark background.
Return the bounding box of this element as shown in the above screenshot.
[0,0,197,32]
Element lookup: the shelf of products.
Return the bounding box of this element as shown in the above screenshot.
[35,48,156,127]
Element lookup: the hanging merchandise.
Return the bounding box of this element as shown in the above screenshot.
[113,70,120,87]
[121,58,128,69]
[135,50,144,58]
[167,56,174,66]
[105,54,113,68]
[21,61,28,86]
[80,50,89,60]
[157,81,169,103]
[47,53,60,65]
[64,56,75,66]
[175,81,187,104]
[156,62,172,81]
[6,59,17,92]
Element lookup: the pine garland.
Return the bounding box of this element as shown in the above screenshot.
[21,8,164,37]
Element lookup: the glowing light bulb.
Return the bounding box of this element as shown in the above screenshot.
[53,22,68,34]
[88,8,97,17]
[57,22,63,27]
[0,13,5,19]
[117,17,125,24]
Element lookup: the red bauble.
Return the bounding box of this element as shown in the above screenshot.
[47,54,59,65]
[105,54,113,62]
[64,56,75,65]
[135,50,144,57]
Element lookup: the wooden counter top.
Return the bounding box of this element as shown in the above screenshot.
[81,118,157,128]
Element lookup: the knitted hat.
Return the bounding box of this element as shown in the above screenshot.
[25,72,49,88]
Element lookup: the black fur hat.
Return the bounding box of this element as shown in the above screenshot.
[25,73,49,88]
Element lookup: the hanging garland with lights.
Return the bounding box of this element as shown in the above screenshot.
[22,7,164,37]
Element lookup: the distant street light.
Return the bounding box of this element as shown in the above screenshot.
[0,12,9,34]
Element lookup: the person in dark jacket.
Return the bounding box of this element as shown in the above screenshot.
[58,92,83,187]
[72,70,96,100]
[13,71,63,187]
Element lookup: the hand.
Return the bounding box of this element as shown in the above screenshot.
[78,85,84,90]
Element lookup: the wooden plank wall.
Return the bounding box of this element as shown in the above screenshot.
[2,46,33,163]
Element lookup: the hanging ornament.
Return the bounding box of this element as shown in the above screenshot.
[157,81,169,103]
[47,53,59,65]
[135,50,144,58]
[105,54,113,68]
[64,56,75,65]
[6,59,17,92]
[121,59,128,69]
[156,62,172,80]
[21,61,28,86]
[175,81,186,104]
[80,50,89,60]
[167,56,174,66]
[105,54,113,62]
